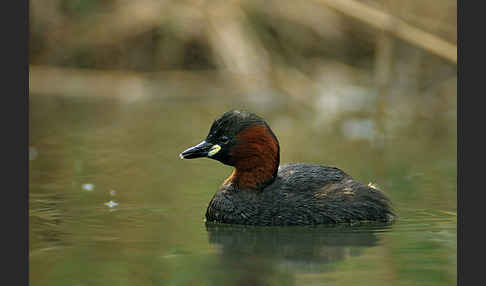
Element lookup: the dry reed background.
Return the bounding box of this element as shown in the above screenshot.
[29,0,456,104]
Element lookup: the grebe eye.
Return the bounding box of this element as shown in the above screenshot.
[221,136,230,144]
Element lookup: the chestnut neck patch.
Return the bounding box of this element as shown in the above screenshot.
[224,125,280,190]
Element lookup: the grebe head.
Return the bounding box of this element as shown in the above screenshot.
[180,110,280,188]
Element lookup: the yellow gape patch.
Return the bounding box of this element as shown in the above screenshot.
[208,144,221,157]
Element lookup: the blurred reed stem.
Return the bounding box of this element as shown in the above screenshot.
[315,0,456,63]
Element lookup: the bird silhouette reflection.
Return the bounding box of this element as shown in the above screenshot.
[204,222,389,285]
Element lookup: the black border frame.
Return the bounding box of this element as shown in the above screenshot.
[7,0,29,285]
[457,0,462,284]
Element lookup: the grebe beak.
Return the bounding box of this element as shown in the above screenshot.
[179,141,221,159]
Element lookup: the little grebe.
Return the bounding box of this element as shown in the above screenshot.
[180,110,394,226]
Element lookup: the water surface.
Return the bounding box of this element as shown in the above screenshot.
[29,94,456,286]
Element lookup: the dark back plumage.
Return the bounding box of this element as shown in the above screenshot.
[206,163,394,226]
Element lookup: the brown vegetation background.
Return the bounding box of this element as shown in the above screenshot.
[30,0,456,105]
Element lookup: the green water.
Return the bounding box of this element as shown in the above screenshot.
[29,95,456,286]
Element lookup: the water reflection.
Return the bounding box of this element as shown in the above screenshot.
[29,193,68,252]
[104,200,119,208]
[29,146,39,161]
[204,223,389,285]
[81,183,95,191]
